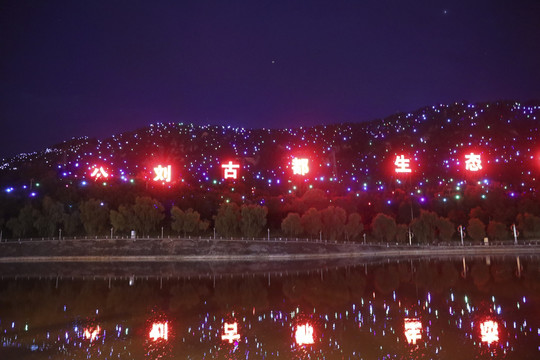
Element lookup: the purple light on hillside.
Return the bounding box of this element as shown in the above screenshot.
[30,192,37,197]
[420,197,426,203]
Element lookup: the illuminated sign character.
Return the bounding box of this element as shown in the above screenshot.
[480,320,499,344]
[90,166,109,180]
[292,158,309,176]
[465,153,482,171]
[153,165,172,182]
[221,161,240,180]
[404,318,422,344]
[83,325,101,341]
[221,322,241,343]
[394,155,412,173]
[295,323,314,345]
[149,322,168,341]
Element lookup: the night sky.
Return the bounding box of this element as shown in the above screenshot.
[1,0,539,159]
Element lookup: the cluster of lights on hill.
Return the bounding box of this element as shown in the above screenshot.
[1,101,539,199]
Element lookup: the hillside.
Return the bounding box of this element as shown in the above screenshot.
[0,100,539,241]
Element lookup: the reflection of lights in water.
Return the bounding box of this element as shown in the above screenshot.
[221,322,240,343]
[404,318,422,344]
[295,323,314,345]
[480,320,499,344]
[83,325,101,341]
[149,322,168,341]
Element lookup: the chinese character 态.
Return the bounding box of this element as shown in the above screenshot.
[295,323,314,345]
[480,320,499,344]
[153,165,172,182]
[221,322,241,343]
[404,318,422,344]
[149,322,168,341]
[221,161,240,180]
[292,158,309,176]
[465,153,482,172]
[394,155,412,173]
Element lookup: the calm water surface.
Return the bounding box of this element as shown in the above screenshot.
[1,256,539,359]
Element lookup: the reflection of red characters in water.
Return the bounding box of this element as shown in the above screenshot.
[480,320,499,344]
[404,318,422,344]
[149,322,168,341]
[221,322,241,343]
[295,323,314,345]
[83,325,101,341]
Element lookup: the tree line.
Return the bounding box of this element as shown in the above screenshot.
[3,194,540,243]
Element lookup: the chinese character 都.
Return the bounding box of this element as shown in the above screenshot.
[292,158,309,176]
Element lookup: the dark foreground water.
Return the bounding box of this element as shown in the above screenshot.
[1,256,539,359]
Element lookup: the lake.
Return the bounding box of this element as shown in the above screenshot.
[1,255,539,359]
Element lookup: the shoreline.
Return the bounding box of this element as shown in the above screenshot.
[1,243,540,263]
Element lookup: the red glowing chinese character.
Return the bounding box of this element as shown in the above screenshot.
[394,155,412,173]
[221,322,241,343]
[221,161,240,180]
[404,318,422,344]
[90,166,109,180]
[149,322,168,341]
[292,158,309,176]
[83,325,101,341]
[480,320,499,344]
[465,153,482,171]
[153,165,172,182]
[295,323,314,345]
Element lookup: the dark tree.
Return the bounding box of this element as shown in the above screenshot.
[215,202,240,237]
[240,204,268,238]
[281,213,302,237]
[79,199,109,235]
[371,213,397,243]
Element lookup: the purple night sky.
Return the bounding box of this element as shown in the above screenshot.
[1,0,539,158]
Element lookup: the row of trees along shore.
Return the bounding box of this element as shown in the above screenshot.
[3,195,540,242]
